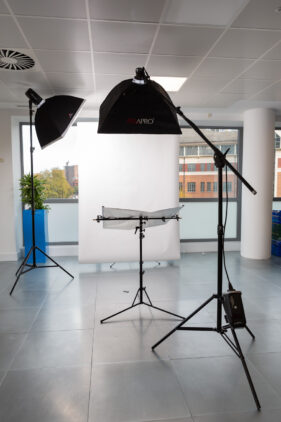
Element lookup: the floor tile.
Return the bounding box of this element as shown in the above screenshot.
[89,360,191,422]
[0,333,25,370]
[248,352,281,395]
[32,304,95,331]
[194,408,281,421]
[172,356,281,415]
[0,366,90,422]
[11,330,93,369]
[0,308,39,333]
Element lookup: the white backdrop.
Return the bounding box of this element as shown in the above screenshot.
[78,122,180,263]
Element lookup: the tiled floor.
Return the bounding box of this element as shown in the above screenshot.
[0,252,280,421]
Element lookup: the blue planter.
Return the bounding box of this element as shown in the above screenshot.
[23,209,49,264]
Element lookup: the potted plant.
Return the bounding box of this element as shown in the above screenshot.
[19,173,49,264]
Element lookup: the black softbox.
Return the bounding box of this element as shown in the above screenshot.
[98,78,182,134]
[35,95,85,148]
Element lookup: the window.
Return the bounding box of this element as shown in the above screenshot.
[187,163,196,172]
[199,145,213,156]
[223,182,232,192]
[220,144,235,154]
[186,146,198,156]
[213,182,218,192]
[21,123,79,200]
[179,128,238,199]
[179,182,183,193]
[179,146,185,156]
[200,182,205,192]
[187,182,196,192]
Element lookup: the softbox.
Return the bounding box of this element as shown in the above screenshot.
[35,95,85,148]
[98,78,182,134]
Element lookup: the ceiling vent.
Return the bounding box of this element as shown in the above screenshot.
[0,49,35,70]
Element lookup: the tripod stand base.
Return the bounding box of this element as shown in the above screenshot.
[152,294,261,411]
[10,245,74,295]
[101,287,185,323]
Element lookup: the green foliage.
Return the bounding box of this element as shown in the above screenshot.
[37,168,75,199]
[19,173,49,210]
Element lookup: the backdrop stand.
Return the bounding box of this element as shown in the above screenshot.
[10,100,74,295]
[94,214,185,323]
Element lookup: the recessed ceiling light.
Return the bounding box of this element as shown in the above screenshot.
[151,76,187,92]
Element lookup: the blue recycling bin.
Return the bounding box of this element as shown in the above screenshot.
[23,209,49,264]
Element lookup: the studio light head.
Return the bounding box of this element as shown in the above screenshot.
[98,67,181,135]
[25,88,85,149]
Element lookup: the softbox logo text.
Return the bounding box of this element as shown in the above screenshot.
[127,118,155,125]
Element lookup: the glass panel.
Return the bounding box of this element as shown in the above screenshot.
[179,128,239,199]
[180,202,237,239]
[274,130,281,198]
[46,202,78,242]
[22,124,79,199]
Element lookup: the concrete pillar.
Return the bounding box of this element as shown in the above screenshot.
[241,108,275,259]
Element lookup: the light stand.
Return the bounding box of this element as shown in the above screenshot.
[151,108,261,410]
[94,215,185,323]
[10,90,83,295]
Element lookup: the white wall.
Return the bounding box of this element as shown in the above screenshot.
[0,110,26,261]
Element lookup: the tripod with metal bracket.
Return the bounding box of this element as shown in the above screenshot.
[94,215,185,323]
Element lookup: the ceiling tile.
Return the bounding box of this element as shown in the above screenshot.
[252,82,281,101]
[180,77,231,95]
[95,73,131,92]
[0,2,9,13]
[263,42,281,60]
[222,78,273,94]
[94,52,147,75]
[152,26,223,56]
[232,0,281,30]
[89,0,165,22]
[8,0,87,18]
[207,93,242,107]
[0,82,16,102]
[0,16,27,48]
[241,60,281,80]
[91,21,157,53]
[54,88,94,98]
[171,91,211,107]
[18,18,90,50]
[164,0,248,26]
[194,57,254,79]
[35,50,92,73]
[147,55,202,77]
[0,70,51,97]
[46,72,94,90]
[211,28,281,59]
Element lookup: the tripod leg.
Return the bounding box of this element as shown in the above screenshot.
[152,295,216,350]
[101,303,139,323]
[36,247,74,279]
[10,247,34,295]
[245,325,255,340]
[143,288,184,320]
[230,328,261,410]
